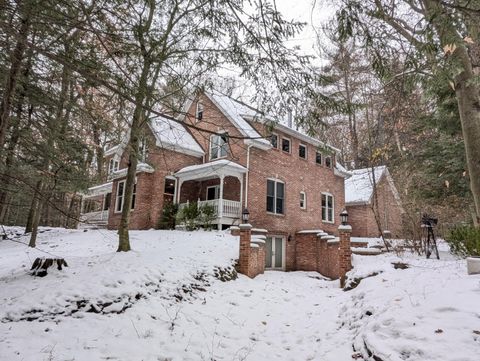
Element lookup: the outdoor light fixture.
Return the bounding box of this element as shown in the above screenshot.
[242,208,250,223]
[340,209,348,225]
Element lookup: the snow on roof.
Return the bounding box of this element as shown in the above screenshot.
[345,166,387,205]
[207,93,271,148]
[149,116,204,157]
[175,159,247,180]
[110,162,155,180]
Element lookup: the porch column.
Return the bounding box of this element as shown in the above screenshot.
[218,174,225,229]
[176,179,184,204]
[239,174,244,214]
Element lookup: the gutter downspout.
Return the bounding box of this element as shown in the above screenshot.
[245,144,253,208]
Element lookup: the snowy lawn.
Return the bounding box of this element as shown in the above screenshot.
[0,227,479,361]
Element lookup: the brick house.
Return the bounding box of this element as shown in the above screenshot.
[81,92,351,272]
[345,166,405,238]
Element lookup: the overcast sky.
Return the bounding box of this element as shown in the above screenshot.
[274,0,336,61]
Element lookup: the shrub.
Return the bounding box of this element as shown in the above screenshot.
[199,203,216,230]
[177,202,200,231]
[446,225,480,257]
[157,202,178,230]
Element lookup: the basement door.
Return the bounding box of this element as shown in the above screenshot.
[265,236,285,270]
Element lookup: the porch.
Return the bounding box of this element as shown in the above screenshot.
[79,182,112,227]
[175,160,246,229]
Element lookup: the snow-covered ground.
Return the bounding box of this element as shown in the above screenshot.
[0,227,479,361]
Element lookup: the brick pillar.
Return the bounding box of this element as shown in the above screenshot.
[238,223,252,276]
[338,224,352,288]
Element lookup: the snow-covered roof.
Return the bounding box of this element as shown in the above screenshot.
[206,93,272,149]
[82,182,113,197]
[148,116,204,157]
[345,166,387,205]
[175,159,247,181]
[110,163,155,180]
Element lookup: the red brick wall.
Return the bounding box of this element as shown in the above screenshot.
[294,232,342,279]
[185,95,248,166]
[295,233,318,271]
[108,141,202,230]
[347,176,404,238]
[317,240,340,279]
[108,172,154,230]
[246,128,345,237]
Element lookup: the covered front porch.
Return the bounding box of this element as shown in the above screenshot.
[175,160,246,229]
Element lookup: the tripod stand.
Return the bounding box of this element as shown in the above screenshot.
[422,225,439,260]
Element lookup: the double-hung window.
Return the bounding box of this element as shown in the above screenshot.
[115,180,136,212]
[196,102,204,121]
[267,179,285,214]
[270,134,278,149]
[281,138,291,153]
[299,144,307,159]
[300,191,306,209]
[325,156,332,168]
[210,133,228,160]
[108,159,119,175]
[315,152,322,165]
[321,193,334,223]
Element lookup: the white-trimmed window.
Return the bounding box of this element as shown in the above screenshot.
[267,179,285,214]
[210,133,228,160]
[115,180,136,213]
[321,193,334,223]
[108,158,119,175]
[315,151,322,165]
[270,133,278,149]
[196,101,204,121]
[299,144,307,159]
[300,191,306,209]
[281,137,291,153]
[325,155,333,168]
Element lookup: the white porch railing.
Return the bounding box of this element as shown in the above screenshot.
[179,199,241,219]
[80,210,109,223]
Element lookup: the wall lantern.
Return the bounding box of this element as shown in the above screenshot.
[340,209,349,226]
[242,208,250,223]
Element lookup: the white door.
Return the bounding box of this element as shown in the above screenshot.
[265,236,285,269]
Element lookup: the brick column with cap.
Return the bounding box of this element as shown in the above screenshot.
[238,223,252,276]
[338,224,352,288]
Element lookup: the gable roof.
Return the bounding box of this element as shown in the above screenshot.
[345,166,388,205]
[206,92,271,149]
[148,115,204,157]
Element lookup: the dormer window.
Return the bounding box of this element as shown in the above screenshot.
[210,133,228,160]
[108,158,119,175]
[196,102,204,122]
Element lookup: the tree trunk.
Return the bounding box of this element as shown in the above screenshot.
[28,180,44,247]
[456,80,480,224]
[117,58,151,252]
[0,1,32,150]
[422,0,480,223]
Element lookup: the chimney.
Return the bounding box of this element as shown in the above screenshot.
[287,110,293,128]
